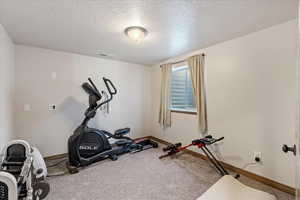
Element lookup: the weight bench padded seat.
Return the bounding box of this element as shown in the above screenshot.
[196,175,276,200]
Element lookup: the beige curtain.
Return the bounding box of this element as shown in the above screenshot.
[188,55,208,133]
[158,63,172,128]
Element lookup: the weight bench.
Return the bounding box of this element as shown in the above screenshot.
[196,175,276,200]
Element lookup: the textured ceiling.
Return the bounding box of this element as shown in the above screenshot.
[0,0,298,65]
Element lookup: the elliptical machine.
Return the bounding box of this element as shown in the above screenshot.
[67,77,158,173]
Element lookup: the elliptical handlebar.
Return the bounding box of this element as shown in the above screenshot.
[82,76,117,119]
[93,77,117,112]
[88,78,102,99]
[103,77,117,95]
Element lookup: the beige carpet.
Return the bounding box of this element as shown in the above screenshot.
[45,148,294,200]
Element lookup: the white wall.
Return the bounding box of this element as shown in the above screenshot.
[150,20,297,187]
[0,24,15,149]
[15,45,151,157]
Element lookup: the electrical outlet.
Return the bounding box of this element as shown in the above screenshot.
[253,151,262,163]
[48,104,56,111]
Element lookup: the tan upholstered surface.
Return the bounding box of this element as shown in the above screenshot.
[197,175,276,200]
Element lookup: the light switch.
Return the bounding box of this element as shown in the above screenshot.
[24,104,31,111]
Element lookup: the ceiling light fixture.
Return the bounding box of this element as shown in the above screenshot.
[124,26,148,43]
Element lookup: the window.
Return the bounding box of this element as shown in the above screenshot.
[170,64,196,112]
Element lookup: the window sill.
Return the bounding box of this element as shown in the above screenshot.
[171,109,197,115]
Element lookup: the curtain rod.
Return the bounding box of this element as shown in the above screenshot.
[161,53,205,67]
